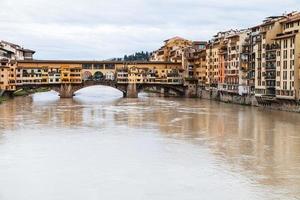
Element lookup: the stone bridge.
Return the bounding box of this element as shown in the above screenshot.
[18,80,195,98]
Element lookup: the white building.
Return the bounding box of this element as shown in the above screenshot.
[0,41,35,61]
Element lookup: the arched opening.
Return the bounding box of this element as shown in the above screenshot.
[93,71,104,80]
[74,85,124,102]
[83,71,93,81]
[137,85,185,97]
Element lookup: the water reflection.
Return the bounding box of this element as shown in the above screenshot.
[0,87,300,200]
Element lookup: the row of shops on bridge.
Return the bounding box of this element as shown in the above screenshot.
[0,59,184,93]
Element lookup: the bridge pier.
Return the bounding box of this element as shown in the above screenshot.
[59,84,75,98]
[0,90,4,97]
[160,87,170,97]
[126,83,138,98]
[185,83,197,98]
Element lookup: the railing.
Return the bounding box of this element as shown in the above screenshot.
[266,43,280,50]
[266,54,276,60]
[265,75,276,79]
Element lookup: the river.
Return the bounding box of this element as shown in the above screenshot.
[0,86,299,200]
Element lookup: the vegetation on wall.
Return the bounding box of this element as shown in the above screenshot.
[13,87,51,97]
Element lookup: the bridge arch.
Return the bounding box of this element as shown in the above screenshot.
[136,84,185,97]
[51,81,187,98]
[72,84,127,97]
[93,71,104,80]
[83,71,92,81]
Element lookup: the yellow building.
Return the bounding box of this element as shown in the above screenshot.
[150,37,192,63]
[275,12,300,100]
[206,38,221,88]
[254,16,283,97]
[118,62,183,84]
[17,60,83,85]
[0,59,16,91]
[194,49,207,86]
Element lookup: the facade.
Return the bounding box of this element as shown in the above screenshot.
[17,61,82,85]
[117,62,183,84]
[0,59,16,91]
[0,41,35,61]
[206,32,229,89]
[0,60,184,94]
[275,12,300,100]
[194,49,207,86]
[254,16,283,97]
[252,12,300,100]
[182,41,207,81]
[0,41,35,93]
[224,30,251,95]
[150,37,192,63]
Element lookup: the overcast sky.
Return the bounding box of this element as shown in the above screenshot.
[0,0,299,60]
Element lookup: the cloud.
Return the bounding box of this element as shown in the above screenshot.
[0,0,299,59]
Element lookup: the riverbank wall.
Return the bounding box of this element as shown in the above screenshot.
[197,88,300,113]
[0,88,51,104]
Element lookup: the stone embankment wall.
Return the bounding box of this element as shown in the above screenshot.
[197,87,300,113]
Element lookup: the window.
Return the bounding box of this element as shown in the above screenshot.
[283,81,287,90]
[94,64,104,69]
[283,61,287,69]
[290,60,294,69]
[291,38,295,46]
[277,81,280,86]
[283,71,287,80]
[105,64,115,69]
[277,61,280,67]
[283,50,287,59]
[290,49,294,59]
[284,39,288,48]
[277,71,280,76]
[82,64,92,69]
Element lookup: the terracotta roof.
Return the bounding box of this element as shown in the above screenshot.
[164,36,187,42]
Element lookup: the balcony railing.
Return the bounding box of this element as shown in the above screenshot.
[266,54,276,61]
[266,43,280,51]
[265,75,276,80]
[266,63,276,70]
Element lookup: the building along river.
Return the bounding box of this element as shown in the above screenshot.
[0,86,300,200]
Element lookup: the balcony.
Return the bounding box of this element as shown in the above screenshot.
[266,80,276,88]
[265,63,276,70]
[265,74,276,80]
[266,43,280,51]
[265,88,276,96]
[265,54,276,61]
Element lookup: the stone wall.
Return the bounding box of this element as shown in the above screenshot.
[197,87,300,113]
